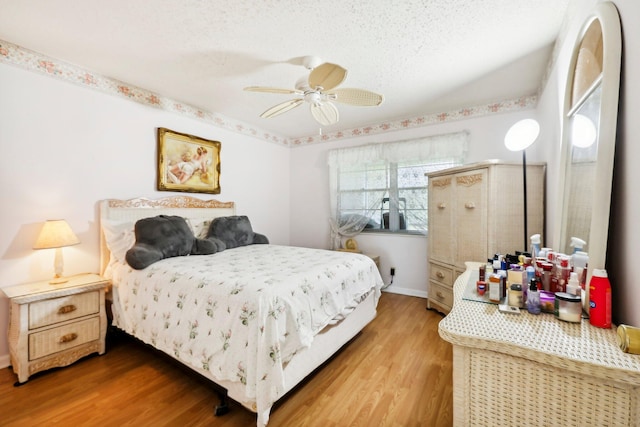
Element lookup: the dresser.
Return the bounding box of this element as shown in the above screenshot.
[3,273,109,384]
[426,161,545,314]
[440,263,640,426]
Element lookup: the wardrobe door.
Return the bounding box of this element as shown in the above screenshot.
[455,169,488,267]
[428,175,454,264]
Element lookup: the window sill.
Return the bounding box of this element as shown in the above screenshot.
[361,229,426,237]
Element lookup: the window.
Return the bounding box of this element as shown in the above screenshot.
[328,132,468,248]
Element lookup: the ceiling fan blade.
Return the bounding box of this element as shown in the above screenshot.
[260,99,304,118]
[310,102,339,126]
[308,63,347,91]
[244,86,302,95]
[329,88,384,106]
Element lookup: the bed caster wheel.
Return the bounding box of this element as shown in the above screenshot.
[214,403,229,416]
[214,391,229,416]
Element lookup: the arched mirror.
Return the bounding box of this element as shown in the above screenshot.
[555,1,621,309]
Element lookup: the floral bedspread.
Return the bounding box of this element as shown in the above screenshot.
[110,244,382,425]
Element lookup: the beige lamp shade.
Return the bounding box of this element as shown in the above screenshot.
[33,219,80,249]
[33,220,80,284]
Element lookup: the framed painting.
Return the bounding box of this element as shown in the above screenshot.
[157,127,221,194]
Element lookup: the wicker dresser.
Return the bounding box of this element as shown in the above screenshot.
[426,161,545,314]
[440,263,640,426]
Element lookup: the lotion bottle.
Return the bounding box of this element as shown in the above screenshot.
[589,269,612,328]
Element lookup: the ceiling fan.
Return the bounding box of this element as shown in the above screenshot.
[244,56,384,126]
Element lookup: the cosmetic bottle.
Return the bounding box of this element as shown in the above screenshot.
[556,256,571,293]
[572,251,589,290]
[541,262,553,291]
[508,283,523,308]
[566,272,581,296]
[527,279,541,314]
[530,234,541,259]
[489,274,502,303]
[589,269,612,329]
[570,237,586,254]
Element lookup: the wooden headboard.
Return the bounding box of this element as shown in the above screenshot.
[99,196,235,275]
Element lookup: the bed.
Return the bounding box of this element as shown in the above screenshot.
[99,196,382,426]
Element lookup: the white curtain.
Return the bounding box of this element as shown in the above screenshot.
[327,131,469,249]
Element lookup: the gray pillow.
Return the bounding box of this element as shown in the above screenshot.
[206,215,269,249]
[125,215,220,269]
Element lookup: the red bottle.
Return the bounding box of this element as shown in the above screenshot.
[589,269,612,328]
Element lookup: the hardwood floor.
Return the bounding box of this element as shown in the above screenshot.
[0,293,452,427]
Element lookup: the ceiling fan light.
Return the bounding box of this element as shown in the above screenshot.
[302,55,322,70]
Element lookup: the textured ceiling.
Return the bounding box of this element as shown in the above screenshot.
[0,0,570,140]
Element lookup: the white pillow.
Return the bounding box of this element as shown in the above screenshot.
[102,219,135,264]
[187,218,212,240]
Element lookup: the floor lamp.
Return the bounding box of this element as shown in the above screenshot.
[504,118,540,253]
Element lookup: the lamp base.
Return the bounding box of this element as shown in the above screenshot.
[49,276,69,285]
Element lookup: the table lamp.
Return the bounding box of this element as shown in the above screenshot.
[33,219,80,284]
[504,118,540,252]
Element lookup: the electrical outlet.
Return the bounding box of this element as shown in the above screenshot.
[390,267,395,276]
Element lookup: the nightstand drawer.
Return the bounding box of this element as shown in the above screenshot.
[429,263,454,286]
[29,291,100,329]
[29,317,100,360]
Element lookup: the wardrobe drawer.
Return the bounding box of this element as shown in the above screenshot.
[29,291,100,329]
[429,263,454,287]
[429,280,454,310]
[29,317,100,360]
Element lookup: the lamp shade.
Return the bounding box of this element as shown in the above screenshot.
[571,114,597,148]
[504,119,540,152]
[33,220,80,249]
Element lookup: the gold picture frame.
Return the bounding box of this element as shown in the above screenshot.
[157,128,221,194]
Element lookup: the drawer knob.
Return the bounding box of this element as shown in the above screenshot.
[436,271,445,279]
[58,304,77,315]
[465,202,476,209]
[436,291,444,299]
[59,333,78,344]
[438,203,446,209]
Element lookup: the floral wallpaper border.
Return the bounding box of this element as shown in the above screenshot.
[0,39,536,147]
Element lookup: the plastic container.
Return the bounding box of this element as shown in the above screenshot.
[540,291,555,313]
[589,269,612,329]
[554,292,582,323]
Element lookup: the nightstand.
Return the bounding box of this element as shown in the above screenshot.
[2,273,110,384]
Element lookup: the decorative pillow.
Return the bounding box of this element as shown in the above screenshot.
[206,215,269,249]
[102,219,135,264]
[125,215,221,270]
[187,218,213,240]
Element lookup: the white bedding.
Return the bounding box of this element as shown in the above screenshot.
[110,244,382,425]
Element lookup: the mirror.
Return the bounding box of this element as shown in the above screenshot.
[555,2,621,307]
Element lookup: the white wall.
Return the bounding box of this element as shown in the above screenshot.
[0,62,290,362]
[289,110,544,297]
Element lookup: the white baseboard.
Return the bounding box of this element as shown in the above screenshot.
[381,285,428,299]
[0,354,10,369]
